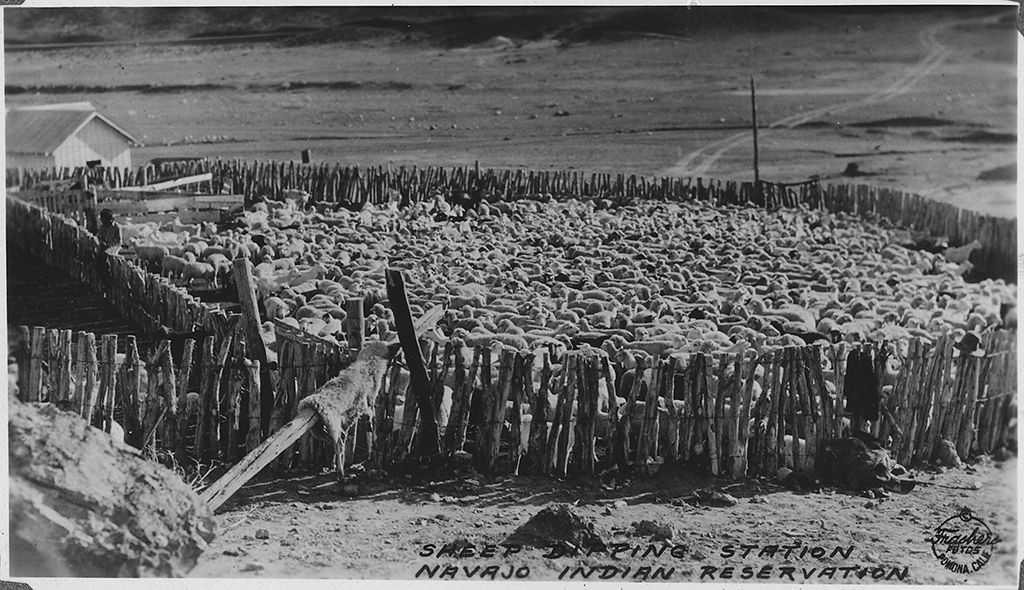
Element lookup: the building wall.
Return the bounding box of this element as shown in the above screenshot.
[52,119,132,169]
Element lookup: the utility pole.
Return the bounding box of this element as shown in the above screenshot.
[750,74,761,199]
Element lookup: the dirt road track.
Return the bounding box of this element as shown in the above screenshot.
[664,15,986,180]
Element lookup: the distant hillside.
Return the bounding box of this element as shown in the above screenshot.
[4,5,1004,48]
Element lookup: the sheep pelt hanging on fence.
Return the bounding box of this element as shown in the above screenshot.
[844,348,881,421]
[9,398,216,577]
[297,341,394,458]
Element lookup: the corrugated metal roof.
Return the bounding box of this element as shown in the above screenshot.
[15,101,95,111]
[6,108,140,155]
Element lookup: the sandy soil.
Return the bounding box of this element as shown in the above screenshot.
[188,456,1017,584]
[4,7,1016,217]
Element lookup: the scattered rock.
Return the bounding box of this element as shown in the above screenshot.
[241,561,265,572]
[430,493,442,502]
[613,500,628,509]
[255,529,270,540]
[632,520,674,541]
[993,447,1012,462]
[936,439,963,469]
[709,491,739,506]
[554,110,571,117]
[504,504,603,549]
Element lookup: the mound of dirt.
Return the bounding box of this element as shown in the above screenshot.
[504,504,603,549]
[9,399,216,577]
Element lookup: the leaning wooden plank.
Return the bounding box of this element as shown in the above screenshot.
[46,329,60,402]
[545,351,571,472]
[529,351,552,474]
[233,259,275,439]
[72,332,87,416]
[619,356,647,467]
[733,350,757,478]
[16,326,31,403]
[441,343,467,455]
[372,361,401,467]
[386,269,441,459]
[479,349,513,473]
[225,340,247,461]
[506,352,525,474]
[195,337,217,461]
[159,343,179,453]
[141,349,164,452]
[200,406,321,512]
[174,339,196,456]
[637,356,662,470]
[574,355,599,474]
[554,354,580,477]
[56,330,73,409]
[246,360,263,454]
[28,326,45,403]
[82,333,99,423]
[601,356,622,467]
[108,172,213,193]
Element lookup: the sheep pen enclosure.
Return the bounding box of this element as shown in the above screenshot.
[7,156,1018,581]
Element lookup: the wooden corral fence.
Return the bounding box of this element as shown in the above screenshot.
[6,197,237,353]
[11,325,261,464]
[14,323,1013,477]
[367,332,1016,477]
[9,160,1016,281]
[5,162,1017,478]
[6,159,213,193]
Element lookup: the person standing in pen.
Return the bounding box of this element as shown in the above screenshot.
[96,208,122,292]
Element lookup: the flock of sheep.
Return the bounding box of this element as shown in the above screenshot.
[119,189,1012,360]
[110,189,1015,457]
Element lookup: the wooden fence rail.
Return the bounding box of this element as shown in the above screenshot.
[11,325,257,463]
[11,323,1015,478]
[6,197,236,343]
[363,331,1016,477]
[8,160,1015,281]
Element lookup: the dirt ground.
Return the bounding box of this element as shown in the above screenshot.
[4,7,1017,217]
[188,455,1017,584]
[4,7,1019,583]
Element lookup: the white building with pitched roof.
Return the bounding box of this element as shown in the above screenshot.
[6,102,140,170]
